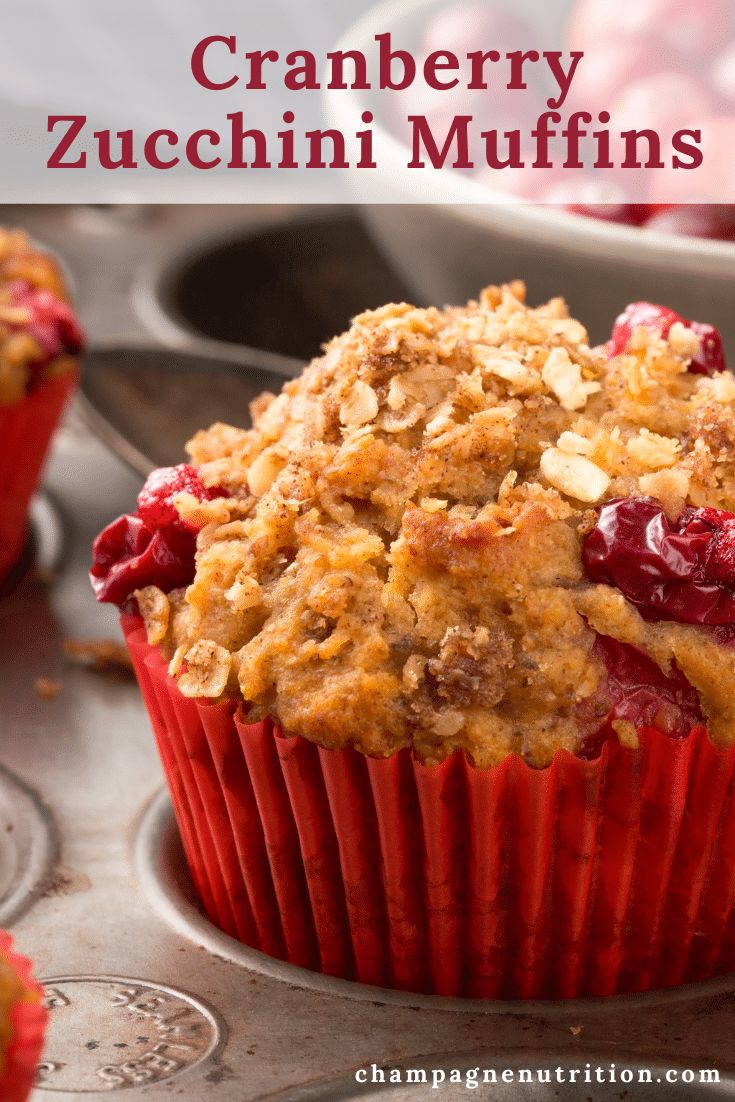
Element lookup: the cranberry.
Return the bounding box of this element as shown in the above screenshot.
[577,633,704,759]
[712,623,735,647]
[608,301,725,375]
[91,464,226,609]
[137,464,221,529]
[90,515,198,608]
[6,280,84,388]
[582,497,735,625]
[689,321,728,375]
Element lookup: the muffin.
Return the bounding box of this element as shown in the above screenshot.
[93,283,735,997]
[0,932,47,1101]
[0,229,84,584]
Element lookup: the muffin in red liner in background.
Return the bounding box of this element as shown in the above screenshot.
[94,284,735,998]
[0,931,47,1101]
[0,229,84,585]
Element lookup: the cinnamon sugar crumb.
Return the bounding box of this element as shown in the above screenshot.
[63,639,134,677]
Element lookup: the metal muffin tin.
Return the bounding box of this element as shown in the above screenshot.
[3,204,735,1099]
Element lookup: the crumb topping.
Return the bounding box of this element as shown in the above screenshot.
[131,283,735,766]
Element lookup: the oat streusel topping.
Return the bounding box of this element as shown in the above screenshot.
[135,283,735,766]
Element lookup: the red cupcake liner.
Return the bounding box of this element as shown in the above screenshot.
[0,369,78,584]
[124,615,735,999]
[0,932,47,1102]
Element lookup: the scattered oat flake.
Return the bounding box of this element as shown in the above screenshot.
[540,447,610,503]
[542,347,600,411]
[569,1024,583,1036]
[63,639,134,677]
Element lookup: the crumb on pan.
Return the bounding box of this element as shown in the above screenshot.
[62,638,134,677]
[34,677,62,700]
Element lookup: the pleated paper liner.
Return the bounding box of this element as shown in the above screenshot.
[124,616,735,1000]
[0,932,47,1102]
[0,369,79,584]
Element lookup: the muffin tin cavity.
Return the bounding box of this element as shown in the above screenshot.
[79,346,294,475]
[133,789,735,1033]
[151,214,413,362]
[134,790,496,1012]
[0,765,57,925]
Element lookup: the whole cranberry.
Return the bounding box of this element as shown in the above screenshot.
[582,497,735,625]
[689,320,728,375]
[90,516,198,608]
[91,464,227,609]
[608,301,725,375]
[576,633,704,759]
[137,464,222,529]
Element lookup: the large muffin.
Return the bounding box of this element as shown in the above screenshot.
[94,283,735,767]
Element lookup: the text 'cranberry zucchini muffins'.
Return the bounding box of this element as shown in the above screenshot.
[0,932,47,1102]
[94,283,735,998]
[0,229,84,584]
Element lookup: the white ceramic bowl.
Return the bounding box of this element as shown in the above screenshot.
[328,0,735,347]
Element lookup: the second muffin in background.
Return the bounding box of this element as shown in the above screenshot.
[0,229,84,585]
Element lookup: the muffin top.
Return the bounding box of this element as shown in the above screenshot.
[93,283,735,767]
[0,228,84,404]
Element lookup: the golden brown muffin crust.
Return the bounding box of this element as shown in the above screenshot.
[137,283,735,766]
